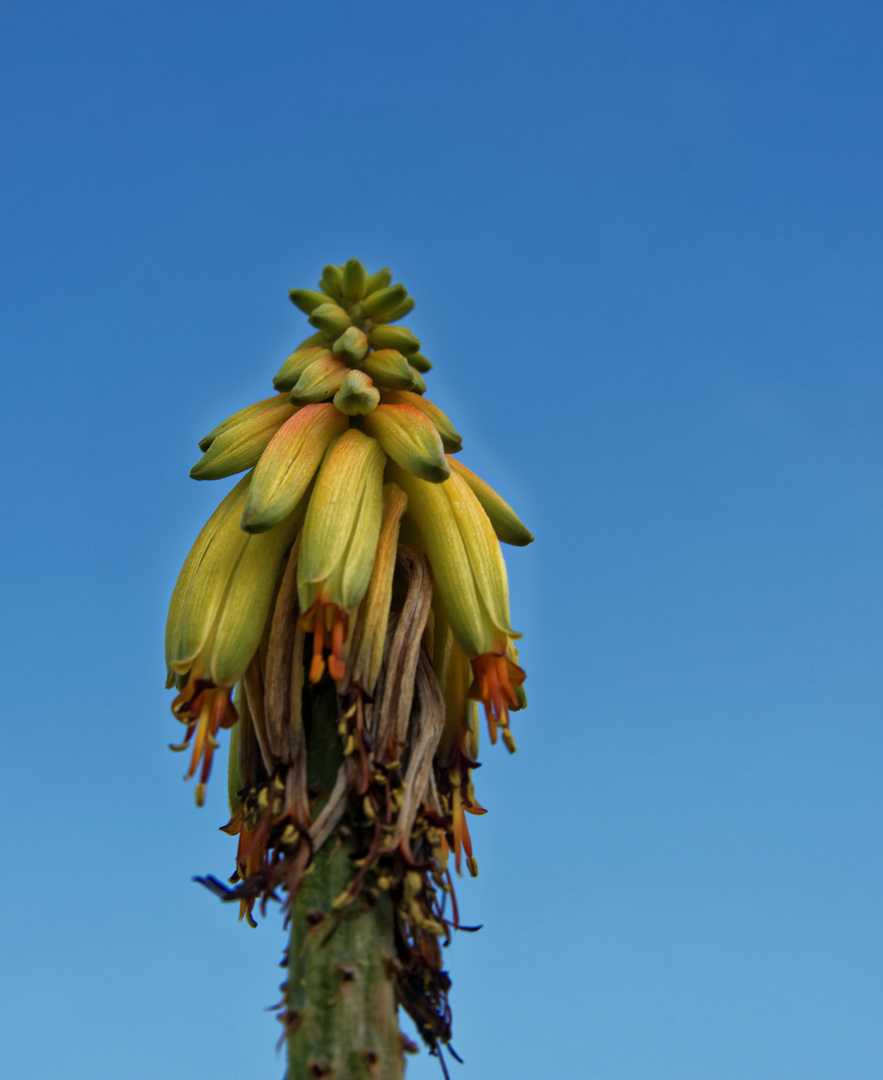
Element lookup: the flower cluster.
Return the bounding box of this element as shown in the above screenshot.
[164,259,532,1052]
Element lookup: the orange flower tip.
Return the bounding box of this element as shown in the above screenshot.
[194,783,207,808]
[328,655,346,681]
[466,856,479,878]
[309,654,326,683]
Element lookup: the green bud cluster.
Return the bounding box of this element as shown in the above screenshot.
[279,259,428,403]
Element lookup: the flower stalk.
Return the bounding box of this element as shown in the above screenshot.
[164,259,533,1074]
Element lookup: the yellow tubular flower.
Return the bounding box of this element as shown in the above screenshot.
[190,404,297,480]
[361,349,417,391]
[165,473,307,802]
[240,403,349,533]
[379,389,462,452]
[388,463,514,658]
[273,342,330,391]
[165,475,252,680]
[447,456,534,546]
[165,473,251,687]
[389,461,525,740]
[333,370,380,416]
[297,428,387,683]
[346,482,408,694]
[198,392,291,453]
[362,404,450,484]
[288,354,350,405]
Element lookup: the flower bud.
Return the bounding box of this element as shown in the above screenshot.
[273,339,330,391]
[333,370,380,416]
[360,284,408,320]
[288,354,350,404]
[361,348,417,391]
[190,404,296,480]
[367,325,420,354]
[289,288,333,314]
[388,464,516,659]
[241,403,349,533]
[364,267,392,295]
[308,302,351,336]
[320,264,344,300]
[362,404,450,484]
[297,428,387,616]
[198,392,290,453]
[407,351,432,373]
[408,366,427,394]
[331,326,369,365]
[342,257,369,302]
[448,457,534,546]
[380,390,462,453]
[165,474,251,685]
[345,482,408,693]
[372,295,415,324]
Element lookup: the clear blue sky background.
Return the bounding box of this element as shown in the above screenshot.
[3,1,883,1077]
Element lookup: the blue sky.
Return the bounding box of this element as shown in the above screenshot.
[3,1,883,1076]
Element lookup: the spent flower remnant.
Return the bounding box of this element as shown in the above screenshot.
[165,259,533,1075]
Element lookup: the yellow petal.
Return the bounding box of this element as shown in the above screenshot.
[361,349,417,391]
[389,464,516,658]
[206,495,307,685]
[190,404,296,481]
[165,475,252,674]
[333,370,380,416]
[198,393,290,452]
[362,404,450,484]
[288,354,350,405]
[273,341,330,391]
[346,482,408,693]
[448,457,534,546]
[241,404,349,533]
[298,429,387,613]
[380,390,461,452]
[367,325,420,354]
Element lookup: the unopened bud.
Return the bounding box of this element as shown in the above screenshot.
[331,326,369,365]
[361,348,418,391]
[367,325,420,354]
[308,302,351,336]
[289,289,333,314]
[333,370,380,416]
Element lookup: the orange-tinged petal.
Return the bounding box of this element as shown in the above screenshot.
[389,463,515,658]
[190,405,297,481]
[288,354,350,405]
[380,390,462,452]
[362,404,450,484]
[297,429,386,614]
[241,404,348,533]
[448,457,533,546]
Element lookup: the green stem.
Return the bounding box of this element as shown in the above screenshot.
[286,682,404,1080]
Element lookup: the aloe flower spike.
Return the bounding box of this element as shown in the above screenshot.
[163,259,532,1077]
